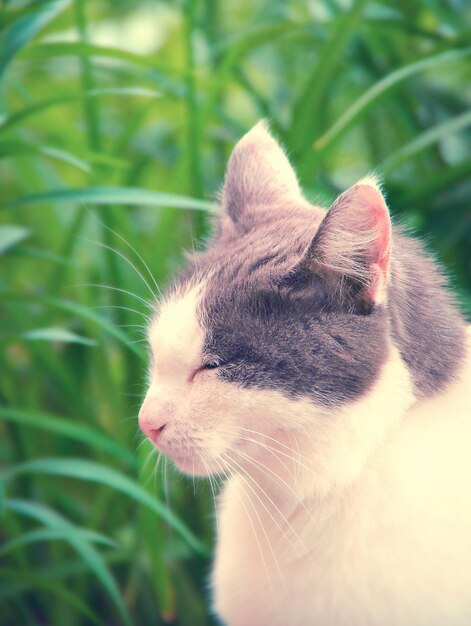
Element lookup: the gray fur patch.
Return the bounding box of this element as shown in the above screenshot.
[176,206,466,405]
[172,128,466,405]
[387,233,466,397]
[180,204,389,406]
[202,279,389,406]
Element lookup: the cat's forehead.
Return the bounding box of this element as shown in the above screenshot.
[187,207,324,291]
[149,282,205,371]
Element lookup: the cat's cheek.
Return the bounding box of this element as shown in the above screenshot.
[192,380,320,452]
[141,375,319,478]
[138,377,237,476]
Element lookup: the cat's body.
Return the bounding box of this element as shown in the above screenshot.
[139,122,470,625]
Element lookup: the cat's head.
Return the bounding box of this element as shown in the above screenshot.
[139,122,413,489]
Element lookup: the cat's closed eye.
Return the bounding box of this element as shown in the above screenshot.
[202,360,221,370]
[189,360,223,383]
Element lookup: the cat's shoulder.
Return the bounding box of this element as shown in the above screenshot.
[379,326,471,500]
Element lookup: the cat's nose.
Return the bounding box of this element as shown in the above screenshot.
[142,421,166,444]
[138,397,169,444]
[139,411,167,444]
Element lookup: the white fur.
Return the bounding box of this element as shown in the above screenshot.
[142,278,471,625]
[213,331,471,626]
[357,173,382,192]
[148,282,205,377]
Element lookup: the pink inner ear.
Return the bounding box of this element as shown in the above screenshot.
[357,184,391,272]
[355,184,392,302]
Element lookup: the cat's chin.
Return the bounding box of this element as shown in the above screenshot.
[170,452,215,477]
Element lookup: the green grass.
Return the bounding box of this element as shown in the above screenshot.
[0,0,470,624]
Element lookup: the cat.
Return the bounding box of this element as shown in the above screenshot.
[138,121,471,626]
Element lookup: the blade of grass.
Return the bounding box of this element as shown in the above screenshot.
[21,326,97,345]
[207,21,301,108]
[0,291,146,360]
[2,574,104,626]
[0,89,161,134]
[0,140,92,172]
[3,458,210,556]
[24,41,178,74]
[5,499,131,625]
[0,526,116,558]
[8,245,74,266]
[1,333,91,417]
[183,0,205,242]
[0,224,30,254]
[397,158,471,206]
[379,109,471,174]
[0,551,129,599]
[0,406,135,466]
[74,0,100,152]
[0,0,72,76]
[2,186,215,211]
[313,47,471,154]
[288,0,370,159]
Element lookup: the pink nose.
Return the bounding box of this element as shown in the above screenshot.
[141,422,166,444]
[138,403,167,445]
[139,414,167,443]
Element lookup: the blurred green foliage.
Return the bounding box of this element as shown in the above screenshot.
[0,0,470,624]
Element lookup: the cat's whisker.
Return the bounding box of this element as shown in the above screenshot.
[223,452,297,552]
[236,425,310,459]
[214,426,322,515]
[122,414,141,427]
[71,283,153,309]
[224,448,308,552]
[231,433,298,480]
[140,446,159,486]
[79,236,159,301]
[219,425,318,476]
[213,456,278,597]
[152,454,161,492]
[195,449,220,534]
[136,435,152,449]
[216,426,296,478]
[153,449,163,481]
[116,324,147,331]
[291,431,302,489]
[227,445,314,524]
[220,453,286,593]
[86,210,162,300]
[191,452,196,496]
[235,426,318,473]
[163,456,170,508]
[128,337,150,345]
[152,449,164,491]
[94,304,151,321]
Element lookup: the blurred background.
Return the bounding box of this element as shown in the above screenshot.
[1,0,470,624]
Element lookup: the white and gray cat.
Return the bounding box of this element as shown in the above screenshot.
[139,122,471,626]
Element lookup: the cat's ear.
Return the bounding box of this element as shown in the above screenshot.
[221,121,302,223]
[301,177,392,306]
